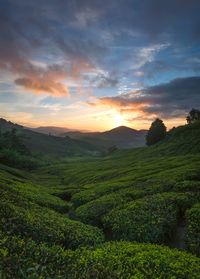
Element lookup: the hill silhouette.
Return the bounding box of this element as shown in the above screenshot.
[63,125,147,149]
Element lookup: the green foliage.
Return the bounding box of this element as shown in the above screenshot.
[0,148,39,170]
[0,202,104,249]
[1,236,200,279]
[0,167,104,249]
[0,121,200,278]
[186,203,200,255]
[0,231,74,279]
[146,118,167,146]
[69,242,200,279]
[75,189,146,225]
[0,128,39,170]
[0,128,28,154]
[103,192,199,243]
[186,108,200,124]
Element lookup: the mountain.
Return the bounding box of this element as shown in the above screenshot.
[30,126,76,136]
[101,126,147,147]
[0,118,99,156]
[63,125,147,149]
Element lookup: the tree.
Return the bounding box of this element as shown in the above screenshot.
[186,109,200,124]
[0,128,29,154]
[146,118,167,146]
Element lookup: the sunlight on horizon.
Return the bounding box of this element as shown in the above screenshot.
[113,113,126,127]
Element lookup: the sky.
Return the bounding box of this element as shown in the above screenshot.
[0,0,200,131]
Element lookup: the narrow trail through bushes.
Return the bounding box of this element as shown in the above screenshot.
[54,191,72,202]
[168,216,186,250]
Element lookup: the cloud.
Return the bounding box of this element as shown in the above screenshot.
[89,73,119,88]
[15,77,69,96]
[0,0,106,96]
[0,0,200,103]
[91,76,200,119]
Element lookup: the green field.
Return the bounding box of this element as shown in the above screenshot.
[1,122,200,278]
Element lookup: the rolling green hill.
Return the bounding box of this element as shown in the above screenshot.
[1,121,200,278]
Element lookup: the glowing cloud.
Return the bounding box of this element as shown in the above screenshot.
[15,77,69,96]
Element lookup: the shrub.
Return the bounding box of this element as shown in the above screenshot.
[1,236,200,279]
[70,242,200,279]
[103,192,198,243]
[0,201,104,249]
[75,189,146,225]
[0,231,73,279]
[186,203,200,255]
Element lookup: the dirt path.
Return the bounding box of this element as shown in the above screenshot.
[168,217,186,250]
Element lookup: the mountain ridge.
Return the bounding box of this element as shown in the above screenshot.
[62,125,147,149]
[0,118,100,156]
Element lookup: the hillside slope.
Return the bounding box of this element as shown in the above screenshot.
[0,118,99,156]
[1,122,200,278]
[115,121,200,159]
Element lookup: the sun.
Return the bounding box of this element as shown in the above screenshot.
[113,113,124,127]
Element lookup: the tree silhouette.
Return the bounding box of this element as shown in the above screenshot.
[186,109,200,124]
[146,118,167,146]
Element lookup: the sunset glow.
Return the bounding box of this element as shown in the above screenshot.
[0,1,200,131]
[113,114,125,127]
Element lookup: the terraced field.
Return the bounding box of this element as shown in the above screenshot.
[1,122,200,278]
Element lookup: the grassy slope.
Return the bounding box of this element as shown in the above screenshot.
[1,122,200,278]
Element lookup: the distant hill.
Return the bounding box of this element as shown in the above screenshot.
[63,125,147,149]
[0,119,147,155]
[30,126,76,136]
[0,118,99,157]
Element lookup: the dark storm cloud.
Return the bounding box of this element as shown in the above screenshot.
[104,0,200,42]
[93,76,200,118]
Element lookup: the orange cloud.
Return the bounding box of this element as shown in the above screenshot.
[10,58,97,97]
[90,96,149,111]
[0,42,96,97]
[15,77,69,96]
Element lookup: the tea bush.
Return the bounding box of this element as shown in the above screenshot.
[1,235,200,279]
[186,203,200,255]
[75,189,146,224]
[0,231,73,279]
[0,201,104,249]
[69,242,200,279]
[103,192,199,243]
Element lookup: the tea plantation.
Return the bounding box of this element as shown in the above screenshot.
[1,122,200,278]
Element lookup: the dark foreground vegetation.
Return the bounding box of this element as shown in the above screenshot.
[0,117,200,278]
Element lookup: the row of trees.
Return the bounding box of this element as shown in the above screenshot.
[146,108,200,146]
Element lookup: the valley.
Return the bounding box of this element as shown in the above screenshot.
[0,120,200,278]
